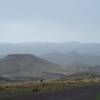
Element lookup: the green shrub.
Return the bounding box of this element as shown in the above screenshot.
[32,87,39,92]
[96,94,100,100]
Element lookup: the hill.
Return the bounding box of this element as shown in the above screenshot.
[0,54,64,81]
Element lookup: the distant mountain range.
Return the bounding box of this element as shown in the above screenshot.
[42,50,100,66]
[0,42,100,57]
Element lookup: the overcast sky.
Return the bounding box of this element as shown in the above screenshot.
[0,0,100,43]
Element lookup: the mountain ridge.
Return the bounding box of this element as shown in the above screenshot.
[42,50,100,66]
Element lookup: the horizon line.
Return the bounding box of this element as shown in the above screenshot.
[0,41,100,44]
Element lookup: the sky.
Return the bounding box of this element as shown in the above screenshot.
[0,0,100,43]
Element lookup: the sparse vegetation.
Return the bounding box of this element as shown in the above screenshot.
[0,79,100,100]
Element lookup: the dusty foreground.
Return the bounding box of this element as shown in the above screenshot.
[1,85,100,100]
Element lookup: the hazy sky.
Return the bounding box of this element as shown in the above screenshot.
[0,0,100,43]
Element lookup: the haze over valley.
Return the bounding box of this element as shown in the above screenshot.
[0,42,100,82]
